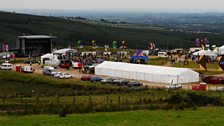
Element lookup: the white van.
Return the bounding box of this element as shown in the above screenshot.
[158,52,168,58]
[22,66,34,73]
[43,60,60,68]
[1,63,12,70]
[43,66,58,76]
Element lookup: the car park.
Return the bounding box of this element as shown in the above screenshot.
[90,76,103,82]
[127,82,143,87]
[81,75,92,81]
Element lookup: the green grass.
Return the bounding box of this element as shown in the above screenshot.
[0,107,224,126]
[171,61,224,75]
[171,61,219,69]
[0,70,134,97]
[147,57,169,65]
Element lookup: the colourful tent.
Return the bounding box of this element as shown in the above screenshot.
[130,50,149,63]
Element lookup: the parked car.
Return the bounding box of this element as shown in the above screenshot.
[165,84,182,89]
[81,75,92,81]
[53,72,62,78]
[0,63,12,70]
[127,82,143,87]
[59,73,74,79]
[217,87,224,91]
[43,66,58,76]
[101,78,115,84]
[202,76,224,84]
[72,61,82,69]
[113,79,129,85]
[24,59,37,64]
[21,66,35,73]
[90,77,103,82]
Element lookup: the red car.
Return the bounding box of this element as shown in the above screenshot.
[60,63,70,68]
[202,76,224,84]
[81,76,92,81]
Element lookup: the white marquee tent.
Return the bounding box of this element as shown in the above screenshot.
[219,45,224,54]
[41,53,59,65]
[95,61,199,84]
[192,50,217,57]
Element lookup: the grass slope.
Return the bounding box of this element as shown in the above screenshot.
[0,11,223,49]
[0,107,224,126]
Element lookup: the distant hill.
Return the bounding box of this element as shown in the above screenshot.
[0,11,223,49]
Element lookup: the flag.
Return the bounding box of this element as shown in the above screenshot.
[200,39,205,50]
[149,42,156,50]
[218,56,224,71]
[77,40,82,47]
[199,55,207,70]
[2,44,5,52]
[196,38,200,47]
[122,40,127,48]
[92,40,96,46]
[152,43,156,49]
[113,41,117,49]
[205,38,209,45]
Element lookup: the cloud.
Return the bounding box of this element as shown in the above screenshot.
[0,0,224,11]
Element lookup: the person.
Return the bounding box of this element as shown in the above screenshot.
[81,66,85,74]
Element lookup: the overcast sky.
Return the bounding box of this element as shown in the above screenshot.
[1,0,224,12]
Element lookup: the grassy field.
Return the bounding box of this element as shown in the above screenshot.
[171,61,224,75]
[0,107,224,126]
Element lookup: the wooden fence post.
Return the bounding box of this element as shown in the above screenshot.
[118,96,120,104]
[106,96,109,105]
[56,94,59,104]
[152,93,155,101]
[36,96,39,104]
[89,96,92,105]
[73,96,76,104]
[20,96,23,104]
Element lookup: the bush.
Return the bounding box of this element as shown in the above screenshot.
[59,106,68,117]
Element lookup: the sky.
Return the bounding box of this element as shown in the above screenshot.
[0,0,224,12]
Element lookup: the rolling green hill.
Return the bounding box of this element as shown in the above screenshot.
[0,11,223,49]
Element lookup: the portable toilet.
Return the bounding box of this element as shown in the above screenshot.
[199,83,207,91]
[16,65,21,72]
[192,85,198,91]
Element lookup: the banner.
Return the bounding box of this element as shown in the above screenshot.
[218,56,224,71]
[199,55,207,70]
